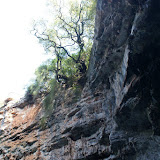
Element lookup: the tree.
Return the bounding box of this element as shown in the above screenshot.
[25,63,52,99]
[32,0,96,85]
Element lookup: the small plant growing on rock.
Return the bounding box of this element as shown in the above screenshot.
[39,116,47,130]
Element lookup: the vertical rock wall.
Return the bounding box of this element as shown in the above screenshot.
[87,0,160,159]
[0,0,160,159]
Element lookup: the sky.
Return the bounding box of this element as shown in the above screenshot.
[0,0,51,101]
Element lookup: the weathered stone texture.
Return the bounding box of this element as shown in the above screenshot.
[0,0,160,159]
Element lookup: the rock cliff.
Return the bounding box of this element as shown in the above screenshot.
[0,0,160,159]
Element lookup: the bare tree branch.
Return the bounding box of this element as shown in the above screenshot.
[31,1,93,85]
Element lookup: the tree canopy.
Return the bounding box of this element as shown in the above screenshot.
[25,0,96,101]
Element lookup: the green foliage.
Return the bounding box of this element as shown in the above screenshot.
[32,0,96,84]
[42,78,59,112]
[39,116,47,130]
[25,0,96,112]
[25,63,52,100]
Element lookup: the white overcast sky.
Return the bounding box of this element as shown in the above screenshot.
[0,0,51,101]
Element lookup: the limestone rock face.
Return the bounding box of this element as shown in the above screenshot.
[0,0,160,159]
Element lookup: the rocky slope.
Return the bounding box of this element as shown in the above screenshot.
[0,0,160,159]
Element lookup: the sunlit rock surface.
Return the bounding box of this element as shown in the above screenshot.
[0,0,160,159]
